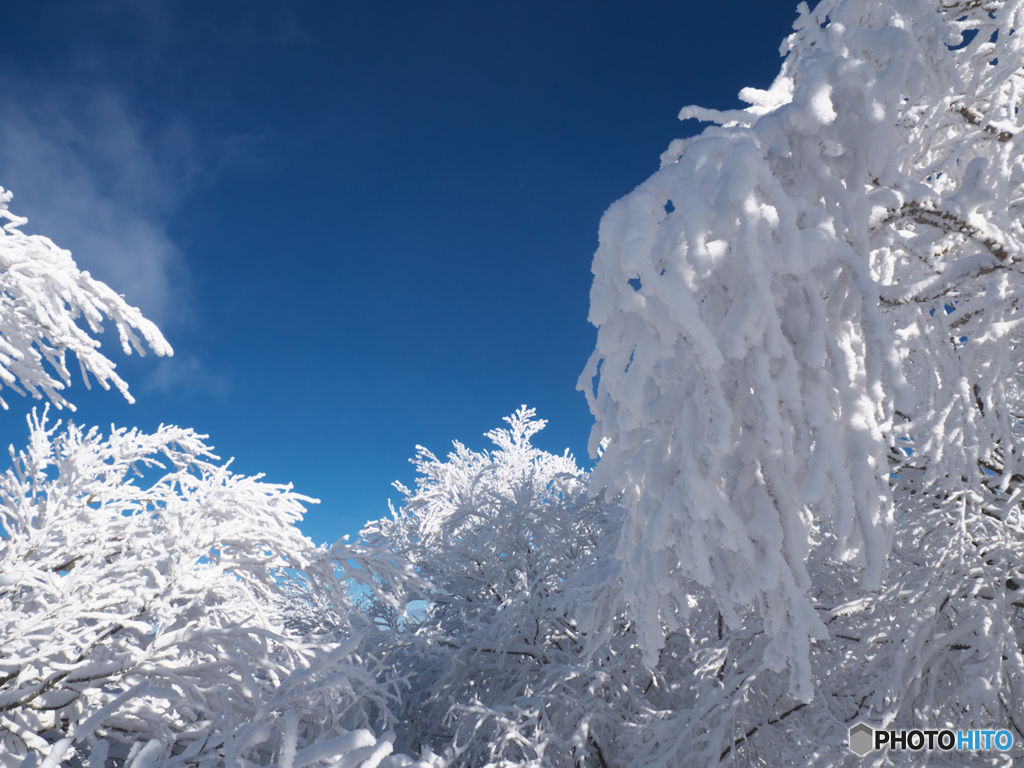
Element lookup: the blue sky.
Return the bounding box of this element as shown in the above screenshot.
[0,1,808,546]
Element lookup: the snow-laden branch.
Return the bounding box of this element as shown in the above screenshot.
[0,187,171,410]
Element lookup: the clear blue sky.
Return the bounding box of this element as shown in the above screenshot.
[0,1,810,546]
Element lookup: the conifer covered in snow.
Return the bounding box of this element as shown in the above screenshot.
[578,0,1024,763]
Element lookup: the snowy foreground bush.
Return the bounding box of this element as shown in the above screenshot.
[0,412,416,768]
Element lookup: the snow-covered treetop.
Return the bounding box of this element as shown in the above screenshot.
[0,187,171,410]
[387,406,585,551]
[581,0,1024,699]
[361,408,624,768]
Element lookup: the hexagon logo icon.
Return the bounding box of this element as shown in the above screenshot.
[848,722,873,756]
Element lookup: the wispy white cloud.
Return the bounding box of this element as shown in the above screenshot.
[0,84,195,326]
[143,353,230,398]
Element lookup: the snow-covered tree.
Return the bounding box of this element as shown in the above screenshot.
[360,408,653,768]
[579,0,1024,763]
[0,187,171,410]
[0,188,409,767]
[0,410,414,767]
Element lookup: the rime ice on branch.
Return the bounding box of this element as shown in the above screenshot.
[0,412,406,766]
[360,407,633,768]
[580,0,1024,703]
[0,187,172,410]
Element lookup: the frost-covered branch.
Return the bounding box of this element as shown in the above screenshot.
[0,187,171,410]
[360,408,647,768]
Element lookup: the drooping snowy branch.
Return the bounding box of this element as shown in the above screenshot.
[0,187,171,410]
[580,0,1024,707]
